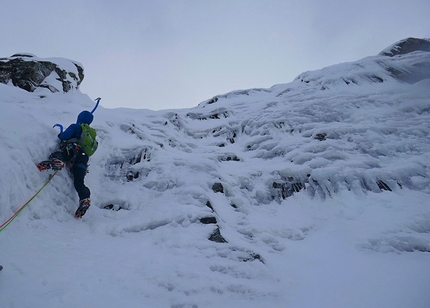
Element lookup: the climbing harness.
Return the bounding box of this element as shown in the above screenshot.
[0,170,59,233]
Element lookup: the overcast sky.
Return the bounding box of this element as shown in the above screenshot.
[2,0,429,110]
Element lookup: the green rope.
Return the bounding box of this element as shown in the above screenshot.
[0,170,59,233]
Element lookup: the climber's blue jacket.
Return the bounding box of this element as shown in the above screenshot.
[58,111,93,141]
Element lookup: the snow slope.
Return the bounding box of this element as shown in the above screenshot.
[0,41,430,308]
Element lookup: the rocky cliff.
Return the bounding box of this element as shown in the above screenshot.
[0,53,84,93]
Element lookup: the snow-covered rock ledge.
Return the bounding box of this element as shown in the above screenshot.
[0,53,84,93]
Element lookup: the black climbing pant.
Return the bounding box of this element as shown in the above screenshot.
[50,145,91,201]
[71,150,90,200]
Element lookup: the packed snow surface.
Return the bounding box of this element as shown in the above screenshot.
[0,46,430,308]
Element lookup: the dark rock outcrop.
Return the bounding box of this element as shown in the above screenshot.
[212,182,224,194]
[378,38,430,84]
[208,227,228,243]
[0,53,84,93]
[379,37,430,57]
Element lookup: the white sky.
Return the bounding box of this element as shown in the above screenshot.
[2,0,429,110]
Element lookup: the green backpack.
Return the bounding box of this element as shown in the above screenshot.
[79,123,98,156]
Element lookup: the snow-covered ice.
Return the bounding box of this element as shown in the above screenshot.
[0,41,429,307]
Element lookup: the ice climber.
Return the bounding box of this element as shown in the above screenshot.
[37,110,98,218]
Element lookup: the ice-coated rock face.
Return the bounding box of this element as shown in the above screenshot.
[103,38,430,209]
[0,53,84,93]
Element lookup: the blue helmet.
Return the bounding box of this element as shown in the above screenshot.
[77,111,93,125]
